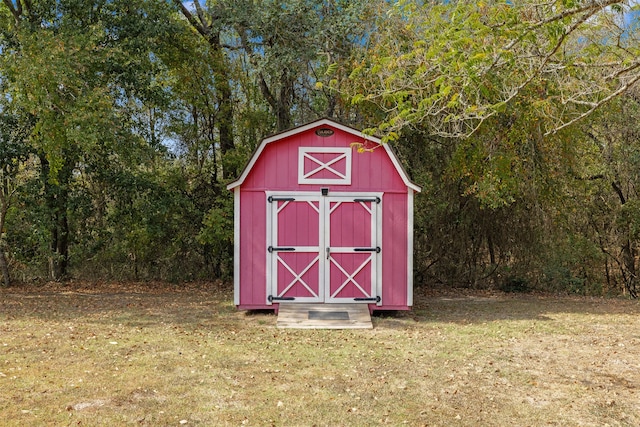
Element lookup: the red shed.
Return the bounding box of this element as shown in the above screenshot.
[227,118,421,312]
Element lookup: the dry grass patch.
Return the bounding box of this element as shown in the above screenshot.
[1,283,639,426]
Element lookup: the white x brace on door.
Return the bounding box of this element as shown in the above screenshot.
[266,192,382,305]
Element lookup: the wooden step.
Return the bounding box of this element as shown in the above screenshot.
[276,303,373,329]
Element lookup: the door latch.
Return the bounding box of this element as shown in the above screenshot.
[354,247,381,253]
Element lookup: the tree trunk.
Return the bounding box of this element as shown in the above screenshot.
[51,205,70,280]
[0,248,10,287]
[612,180,638,298]
[487,233,496,265]
[621,239,638,298]
[40,153,71,281]
[276,70,294,131]
[210,32,234,165]
[0,206,10,287]
[256,64,294,132]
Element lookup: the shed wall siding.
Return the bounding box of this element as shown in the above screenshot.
[239,190,267,306]
[382,192,408,307]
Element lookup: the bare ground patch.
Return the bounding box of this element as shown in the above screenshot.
[1,283,638,426]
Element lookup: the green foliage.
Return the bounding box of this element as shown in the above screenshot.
[0,0,210,281]
[0,110,33,173]
[349,0,640,139]
[197,186,234,280]
[539,233,605,295]
[198,195,233,249]
[4,175,51,278]
[618,200,640,239]
[0,0,639,297]
[499,276,530,294]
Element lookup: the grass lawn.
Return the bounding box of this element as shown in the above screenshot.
[1,282,639,426]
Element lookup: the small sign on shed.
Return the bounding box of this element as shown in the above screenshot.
[227,118,421,312]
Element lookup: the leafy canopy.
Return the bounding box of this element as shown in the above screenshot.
[347,0,640,140]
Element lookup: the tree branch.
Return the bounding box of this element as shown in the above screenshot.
[22,0,38,24]
[171,0,209,39]
[546,71,640,135]
[236,29,278,111]
[259,74,278,111]
[192,0,210,34]
[575,174,606,181]
[526,0,623,30]
[612,180,626,205]
[605,58,640,82]
[495,8,601,125]
[2,0,20,23]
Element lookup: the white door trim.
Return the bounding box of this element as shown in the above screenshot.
[324,194,382,305]
[266,193,323,304]
[266,191,382,305]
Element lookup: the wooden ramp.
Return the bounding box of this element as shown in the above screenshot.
[276,303,373,329]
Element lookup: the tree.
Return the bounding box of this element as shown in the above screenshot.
[4,24,123,278]
[0,0,184,279]
[0,108,32,286]
[577,89,640,297]
[231,0,385,130]
[347,0,640,140]
[173,0,381,134]
[171,0,235,168]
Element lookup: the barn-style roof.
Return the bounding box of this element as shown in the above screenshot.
[226,118,421,192]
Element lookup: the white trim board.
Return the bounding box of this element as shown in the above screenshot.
[298,147,352,185]
[233,187,241,306]
[407,189,415,307]
[265,191,383,306]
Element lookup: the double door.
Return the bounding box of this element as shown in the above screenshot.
[267,193,381,305]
